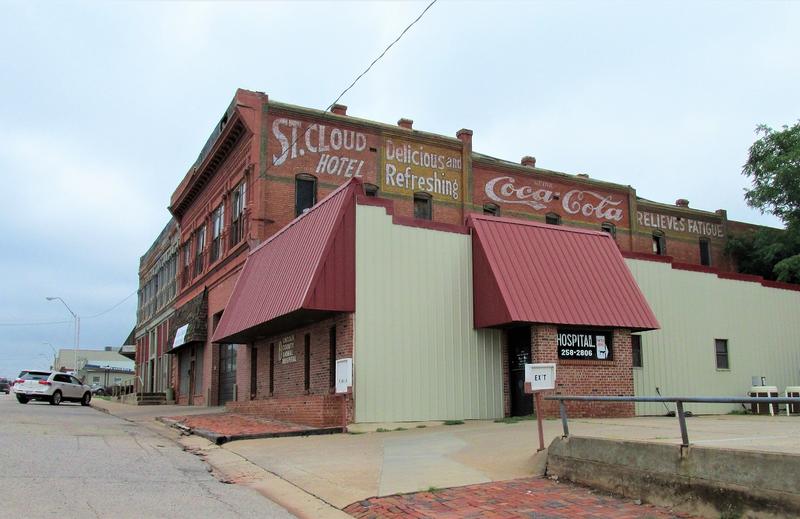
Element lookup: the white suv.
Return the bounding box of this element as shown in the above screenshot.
[13,371,92,406]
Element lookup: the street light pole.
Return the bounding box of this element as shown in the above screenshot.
[46,297,79,373]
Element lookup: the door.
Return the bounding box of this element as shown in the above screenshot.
[508,326,534,416]
[218,344,237,404]
[70,376,85,398]
[187,360,195,406]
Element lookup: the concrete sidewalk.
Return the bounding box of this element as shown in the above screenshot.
[89,398,800,515]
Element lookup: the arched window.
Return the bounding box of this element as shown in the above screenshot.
[413,192,432,220]
[295,174,317,216]
[483,203,500,216]
[652,231,666,255]
[600,222,616,238]
[364,183,379,197]
[545,212,561,225]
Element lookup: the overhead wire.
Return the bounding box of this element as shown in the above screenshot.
[0,290,138,327]
[266,0,438,173]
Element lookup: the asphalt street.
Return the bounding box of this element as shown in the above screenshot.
[0,393,295,518]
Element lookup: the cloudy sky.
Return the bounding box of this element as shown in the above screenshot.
[1,1,798,379]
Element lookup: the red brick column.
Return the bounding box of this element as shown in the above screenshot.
[531,325,634,418]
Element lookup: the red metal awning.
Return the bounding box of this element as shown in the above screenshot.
[469,215,659,331]
[211,180,358,343]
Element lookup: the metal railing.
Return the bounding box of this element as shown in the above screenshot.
[546,395,800,447]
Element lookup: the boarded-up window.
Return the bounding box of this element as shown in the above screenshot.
[545,213,561,225]
[304,333,311,391]
[652,232,666,255]
[632,335,642,368]
[413,192,432,220]
[699,238,711,266]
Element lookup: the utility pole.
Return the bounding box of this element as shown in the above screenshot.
[46,297,79,373]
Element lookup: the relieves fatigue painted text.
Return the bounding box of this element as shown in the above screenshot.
[637,210,724,238]
[557,330,613,361]
[485,176,624,221]
[383,139,462,201]
[272,117,367,178]
[279,335,296,364]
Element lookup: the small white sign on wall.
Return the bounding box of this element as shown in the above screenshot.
[524,363,556,392]
[335,358,353,394]
[172,324,189,350]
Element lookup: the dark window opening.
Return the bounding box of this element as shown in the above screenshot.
[715,339,729,369]
[181,242,191,288]
[211,310,223,333]
[295,174,317,216]
[601,222,616,238]
[268,343,275,395]
[545,212,561,225]
[250,346,258,400]
[632,335,642,368]
[329,326,337,389]
[699,238,711,266]
[652,232,666,256]
[413,192,432,220]
[483,203,500,216]
[304,333,311,391]
[364,183,379,197]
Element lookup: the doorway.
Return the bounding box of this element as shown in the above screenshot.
[218,344,237,404]
[508,326,533,416]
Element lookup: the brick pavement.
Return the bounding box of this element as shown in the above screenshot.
[344,477,694,519]
[165,412,312,436]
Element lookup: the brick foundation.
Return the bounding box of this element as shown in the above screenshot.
[226,394,348,428]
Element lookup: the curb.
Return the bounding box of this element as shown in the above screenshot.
[157,416,343,445]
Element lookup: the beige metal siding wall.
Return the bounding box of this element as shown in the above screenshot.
[354,205,504,423]
[627,258,800,415]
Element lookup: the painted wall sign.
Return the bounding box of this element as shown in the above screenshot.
[279,334,296,364]
[172,324,189,349]
[557,330,613,361]
[271,117,370,179]
[636,210,724,238]
[335,357,353,394]
[382,138,463,201]
[482,174,625,222]
[524,363,556,392]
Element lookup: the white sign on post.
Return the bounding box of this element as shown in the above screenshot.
[335,358,353,394]
[524,363,556,393]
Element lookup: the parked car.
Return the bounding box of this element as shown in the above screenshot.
[13,371,92,406]
[90,383,106,396]
[0,378,10,394]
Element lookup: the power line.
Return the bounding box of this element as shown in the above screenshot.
[0,290,137,327]
[268,0,438,170]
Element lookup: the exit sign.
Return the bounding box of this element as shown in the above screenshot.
[524,363,556,393]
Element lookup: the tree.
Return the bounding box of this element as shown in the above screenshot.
[743,122,800,227]
[728,122,800,283]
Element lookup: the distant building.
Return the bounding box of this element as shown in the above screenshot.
[134,219,179,395]
[54,348,135,387]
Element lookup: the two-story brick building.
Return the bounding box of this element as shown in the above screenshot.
[160,88,799,422]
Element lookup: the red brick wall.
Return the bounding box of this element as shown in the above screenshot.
[226,313,354,425]
[531,325,634,418]
[227,394,347,428]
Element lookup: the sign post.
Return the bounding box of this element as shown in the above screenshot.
[335,358,353,431]
[524,363,556,452]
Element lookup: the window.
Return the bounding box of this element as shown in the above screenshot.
[210,204,224,263]
[295,174,317,216]
[699,238,711,266]
[250,346,258,400]
[364,183,379,197]
[631,335,642,368]
[601,222,616,238]
[303,334,311,392]
[182,243,191,287]
[92,376,100,384]
[652,231,666,255]
[715,339,729,369]
[54,374,70,383]
[269,342,275,395]
[230,181,247,246]
[114,377,122,384]
[413,192,432,220]
[194,226,206,276]
[483,203,500,216]
[545,212,561,225]
[329,326,337,389]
